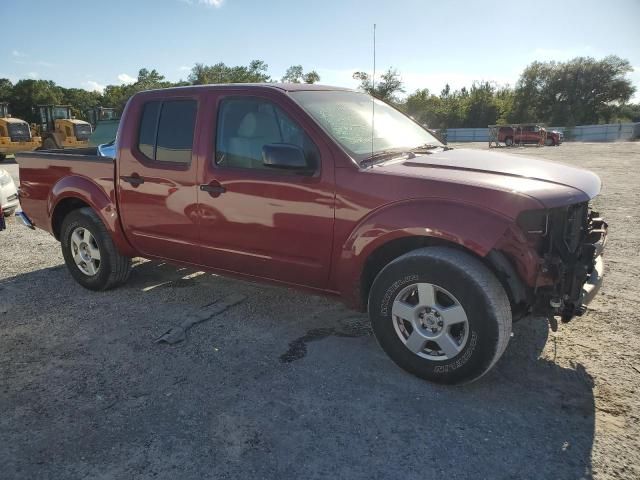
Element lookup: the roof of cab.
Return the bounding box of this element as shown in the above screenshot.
[141,83,356,95]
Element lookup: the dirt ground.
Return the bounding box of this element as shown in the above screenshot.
[1,142,639,480]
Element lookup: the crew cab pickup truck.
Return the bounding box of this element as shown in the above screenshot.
[15,84,606,384]
[499,124,562,146]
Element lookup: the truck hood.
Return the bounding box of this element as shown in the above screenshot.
[376,148,601,208]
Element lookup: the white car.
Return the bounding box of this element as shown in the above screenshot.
[0,169,19,216]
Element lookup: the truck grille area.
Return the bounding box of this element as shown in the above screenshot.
[541,202,607,320]
[552,202,588,257]
[8,122,31,142]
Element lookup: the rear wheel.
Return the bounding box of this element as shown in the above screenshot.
[368,247,512,384]
[504,137,513,146]
[60,207,131,290]
[0,154,6,162]
[544,137,554,146]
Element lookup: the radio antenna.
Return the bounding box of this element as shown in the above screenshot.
[371,23,376,162]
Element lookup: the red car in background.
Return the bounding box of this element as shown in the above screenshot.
[499,124,562,146]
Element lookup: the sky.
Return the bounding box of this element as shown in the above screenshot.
[1,0,639,101]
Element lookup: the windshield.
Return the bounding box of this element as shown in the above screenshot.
[291,90,442,163]
[52,107,70,119]
[99,109,117,120]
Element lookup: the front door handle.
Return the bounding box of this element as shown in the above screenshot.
[200,183,226,197]
[120,174,145,186]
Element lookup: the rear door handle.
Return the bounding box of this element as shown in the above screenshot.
[200,183,226,196]
[120,175,145,186]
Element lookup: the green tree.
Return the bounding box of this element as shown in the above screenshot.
[101,68,174,112]
[62,88,102,121]
[10,79,64,123]
[512,56,635,125]
[0,78,13,102]
[188,60,270,85]
[405,88,443,128]
[135,68,171,90]
[462,81,500,128]
[494,86,515,124]
[303,70,320,84]
[353,67,404,102]
[281,65,320,84]
[617,103,640,122]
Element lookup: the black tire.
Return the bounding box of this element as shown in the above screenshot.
[42,137,58,150]
[60,207,131,290]
[368,247,512,385]
[504,137,513,146]
[544,137,554,146]
[0,153,6,162]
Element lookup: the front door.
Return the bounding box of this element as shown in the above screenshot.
[118,97,201,264]
[197,93,335,288]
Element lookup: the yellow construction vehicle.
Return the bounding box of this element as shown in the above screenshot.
[86,106,120,147]
[0,102,41,162]
[35,104,92,150]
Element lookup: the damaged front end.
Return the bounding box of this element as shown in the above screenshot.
[493,202,607,329]
[531,203,607,326]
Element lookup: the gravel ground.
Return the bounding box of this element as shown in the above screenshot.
[1,142,639,480]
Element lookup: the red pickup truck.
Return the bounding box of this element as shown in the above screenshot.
[15,84,606,384]
[499,124,562,146]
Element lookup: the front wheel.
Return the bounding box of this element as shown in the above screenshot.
[60,207,131,290]
[368,247,512,385]
[544,137,554,146]
[0,154,6,162]
[504,137,513,146]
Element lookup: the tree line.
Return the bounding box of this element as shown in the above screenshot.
[0,56,637,128]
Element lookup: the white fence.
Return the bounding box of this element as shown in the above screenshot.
[445,122,640,143]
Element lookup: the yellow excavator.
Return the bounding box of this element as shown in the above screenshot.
[0,102,41,162]
[35,104,92,150]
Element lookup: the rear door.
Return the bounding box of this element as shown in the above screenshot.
[523,126,537,143]
[118,96,201,264]
[195,91,335,288]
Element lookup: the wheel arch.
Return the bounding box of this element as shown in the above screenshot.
[51,197,91,239]
[333,199,519,311]
[49,176,136,257]
[357,236,527,316]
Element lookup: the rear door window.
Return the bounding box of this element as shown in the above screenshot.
[138,101,161,159]
[137,99,197,164]
[156,100,197,163]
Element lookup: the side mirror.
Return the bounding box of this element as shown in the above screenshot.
[262,143,310,172]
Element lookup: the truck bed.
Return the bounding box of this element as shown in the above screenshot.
[16,149,116,235]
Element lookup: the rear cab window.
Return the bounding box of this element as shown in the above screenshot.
[137,99,197,165]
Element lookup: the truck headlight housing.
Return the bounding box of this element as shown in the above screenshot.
[517,209,549,235]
